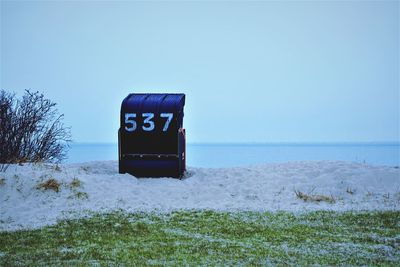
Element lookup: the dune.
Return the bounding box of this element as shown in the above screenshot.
[0,161,399,231]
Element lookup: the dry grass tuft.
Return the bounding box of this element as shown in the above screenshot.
[37,178,61,193]
[295,190,335,204]
[68,191,88,200]
[70,177,81,188]
[54,165,62,172]
[80,166,90,172]
[346,187,355,195]
[75,191,88,199]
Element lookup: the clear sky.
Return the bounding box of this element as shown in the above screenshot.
[1,0,399,143]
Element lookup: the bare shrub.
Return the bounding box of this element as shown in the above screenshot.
[0,90,71,171]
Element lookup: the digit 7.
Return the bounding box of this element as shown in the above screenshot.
[160,113,173,132]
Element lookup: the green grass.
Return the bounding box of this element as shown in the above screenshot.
[0,211,399,266]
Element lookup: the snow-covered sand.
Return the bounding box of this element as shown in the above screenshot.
[0,161,399,231]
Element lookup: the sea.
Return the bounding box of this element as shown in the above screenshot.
[66,142,400,167]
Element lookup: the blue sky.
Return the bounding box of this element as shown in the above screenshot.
[1,1,399,143]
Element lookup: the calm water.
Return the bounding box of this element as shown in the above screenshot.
[66,143,400,167]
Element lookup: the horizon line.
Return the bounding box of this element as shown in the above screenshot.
[70,141,400,146]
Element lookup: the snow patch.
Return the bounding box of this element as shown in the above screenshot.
[0,161,399,231]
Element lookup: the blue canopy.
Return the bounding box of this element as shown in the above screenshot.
[121,93,185,127]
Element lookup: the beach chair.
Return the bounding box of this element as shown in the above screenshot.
[118,93,186,178]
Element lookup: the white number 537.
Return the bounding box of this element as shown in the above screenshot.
[124,113,173,132]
